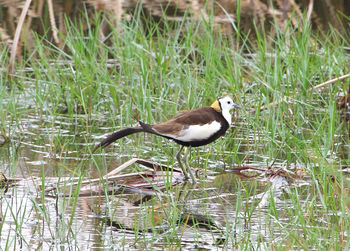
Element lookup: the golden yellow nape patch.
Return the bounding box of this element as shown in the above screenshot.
[210,100,221,112]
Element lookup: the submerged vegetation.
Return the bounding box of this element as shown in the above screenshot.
[0,0,350,250]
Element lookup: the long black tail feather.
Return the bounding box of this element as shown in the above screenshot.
[92,126,144,153]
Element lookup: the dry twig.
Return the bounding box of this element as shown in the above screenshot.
[260,73,350,111]
[47,0,60,44]
[9,0,32,74]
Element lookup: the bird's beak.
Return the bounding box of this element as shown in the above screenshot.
[233,103,241,109]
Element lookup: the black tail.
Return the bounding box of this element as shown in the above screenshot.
[92,126,144,153]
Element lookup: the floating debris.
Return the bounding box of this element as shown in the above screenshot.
[44,158,184,197]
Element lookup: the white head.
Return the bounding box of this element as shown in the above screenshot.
[218,96,240,112]
[211,96,241,124]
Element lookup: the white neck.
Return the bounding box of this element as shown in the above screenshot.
[222,109,232,125]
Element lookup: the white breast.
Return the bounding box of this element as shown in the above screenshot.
[173,121,222,142]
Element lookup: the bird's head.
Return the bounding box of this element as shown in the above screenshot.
[211,96,241,113]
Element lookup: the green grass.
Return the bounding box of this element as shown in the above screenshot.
[0,9,349,250]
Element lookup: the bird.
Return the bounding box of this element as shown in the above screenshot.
[92,96,241,183]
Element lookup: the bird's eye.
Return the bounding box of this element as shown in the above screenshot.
[227,101,231,104]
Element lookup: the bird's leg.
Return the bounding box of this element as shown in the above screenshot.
[176,145,190,180]
[182,146,196,184]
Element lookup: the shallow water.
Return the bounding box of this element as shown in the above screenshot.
[1,81,350,250]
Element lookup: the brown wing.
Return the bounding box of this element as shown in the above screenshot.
[151,107,220,136]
